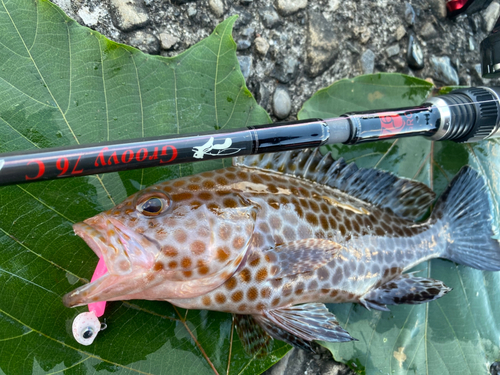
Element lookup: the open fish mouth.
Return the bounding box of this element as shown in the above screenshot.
[73,221,108,259]
[73,216,159,276]
[64,216,160,307]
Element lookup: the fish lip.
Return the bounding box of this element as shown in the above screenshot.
[73,221,105,259]
[63,274,111,308]
[73,215,160,275]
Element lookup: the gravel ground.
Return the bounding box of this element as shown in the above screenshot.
[49,0,500,373]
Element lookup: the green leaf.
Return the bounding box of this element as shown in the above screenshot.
[299,73,500,375]
[0,1,289,373]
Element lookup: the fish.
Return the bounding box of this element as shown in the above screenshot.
[63,148,500,353]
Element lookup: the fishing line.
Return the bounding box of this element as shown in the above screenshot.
[0,86,499,186]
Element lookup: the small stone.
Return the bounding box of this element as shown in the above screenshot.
[391,56,406,69]
[306,10,338,77]
[469,36,475,51]
[386,44,400,57]
[420,22,438,40]
[160,32,179,50]
[483,0,500,33]
[128,31,160,54]
[252,81,270,108]
[209,0,225,17]
[241,27,255,37]
[237,40,252,50]
[462,74,472,87]
[77,6,106,27]
[395,25,406,41]
[469,14,481,33]
[361,49,375,74]
[329,0,340,12]
[187,4,197,17]
[345,41,360,55]
[474,63,483,78]
[427,0,447,19]
[271,58,299,83]
[353,26,371,44]
[430,55,459,85]
[254,37,270,56]
[238,55,252,79]
[273,85,291,119]
[275,0,307,17]
[51,0,76,18]
[259,7,281,28]
[407,34,424,69]
[404,2,415,25]
[109,0,149,32]
[234,7,252,29]
[490,362,500,375]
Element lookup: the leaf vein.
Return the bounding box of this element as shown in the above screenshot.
[0,307,154,374]
[0,329,33,342]
[220,85,243,130]
[0,0,79,144]
[173,306,220,375]
[0,226,84,282]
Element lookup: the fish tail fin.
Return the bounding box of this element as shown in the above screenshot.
[433,166,500,271]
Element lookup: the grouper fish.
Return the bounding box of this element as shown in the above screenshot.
[63,149,500,352]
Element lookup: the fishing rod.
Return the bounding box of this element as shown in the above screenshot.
[0,86,499,186]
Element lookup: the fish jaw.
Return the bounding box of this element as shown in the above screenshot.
[65,216,161,307]
[73,216,159,276]
[62,250,249,307]
[64,273,121,307]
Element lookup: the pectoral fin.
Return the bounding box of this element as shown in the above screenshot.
[261,239,340,279]
[252,303,355,351]
[359,273,452,311]
[253,314,315,352]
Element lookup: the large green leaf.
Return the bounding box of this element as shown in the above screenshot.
[299,74,500,375]
[0,1,290,373]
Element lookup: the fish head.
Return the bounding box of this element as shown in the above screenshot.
[63,174,257,308]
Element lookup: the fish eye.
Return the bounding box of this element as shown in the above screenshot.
[136,191,171,217]
[141,198,163,214]
[82,327,94,339]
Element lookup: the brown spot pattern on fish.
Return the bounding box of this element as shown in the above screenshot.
[65,149,500,355]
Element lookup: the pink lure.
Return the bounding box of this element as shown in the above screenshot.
[88,257,107,317]
[71,257,108,345]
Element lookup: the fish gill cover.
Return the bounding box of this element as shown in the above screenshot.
[0,1,499,374]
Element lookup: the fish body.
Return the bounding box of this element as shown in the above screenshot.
[64,149,500,351]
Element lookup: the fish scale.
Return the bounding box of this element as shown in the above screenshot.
[167,163,439,313]
[64,148,500,353]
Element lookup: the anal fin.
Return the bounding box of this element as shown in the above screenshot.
[253,303,355,351]
[360,273,452,311]
[233,314,272,357]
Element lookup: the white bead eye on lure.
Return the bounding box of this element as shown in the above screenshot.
[72,311,102,345]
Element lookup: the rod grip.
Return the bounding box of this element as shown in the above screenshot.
[427,87,500,143]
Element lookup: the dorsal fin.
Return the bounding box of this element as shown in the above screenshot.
[233,149,435,221]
